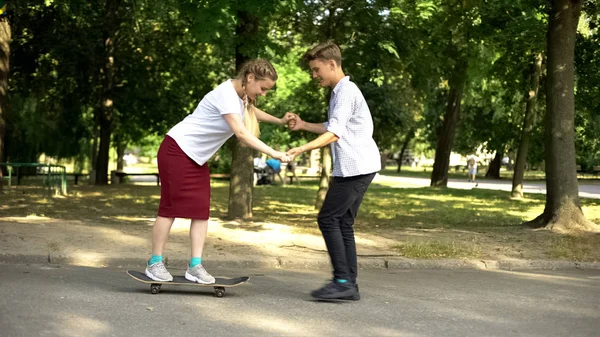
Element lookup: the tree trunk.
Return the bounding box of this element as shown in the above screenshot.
[485,150,503,179]
[315,146,332,210]
[227,140,254,219]
[430,62,467,187]
[89,126,98,185]
[116,138,125,171]
[95,0,120,185]
[313,5,338,209]
[227,8,259,220]
[397,128,415,173]
[0,13,10,191]
[526,0,599,232]
[96,111,112,184]
[512,53,543,198]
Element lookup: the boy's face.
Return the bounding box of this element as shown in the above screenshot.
[246,74,275,100]
[308,59,337,88]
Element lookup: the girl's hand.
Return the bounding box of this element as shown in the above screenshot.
[281,112,296,126]
[288,113,303,131]
[273,151,293,163]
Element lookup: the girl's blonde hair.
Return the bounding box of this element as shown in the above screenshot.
[236,59,278,137]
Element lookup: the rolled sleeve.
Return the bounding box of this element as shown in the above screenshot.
[326,91,353,139]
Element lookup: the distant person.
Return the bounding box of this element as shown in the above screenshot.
[145,59,293,284]
[266,158,284,184]
[285,160,300,184]
[467,155,479,183]
[253,157,267,170]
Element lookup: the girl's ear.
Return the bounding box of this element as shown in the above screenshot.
[247,73,255,83]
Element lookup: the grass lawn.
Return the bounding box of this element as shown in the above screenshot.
[1,176,599,261]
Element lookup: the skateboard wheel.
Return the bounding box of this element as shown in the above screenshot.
[214,287,225,298]
[150,284,161,295]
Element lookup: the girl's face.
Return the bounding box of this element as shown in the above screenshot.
[245,74,275,100]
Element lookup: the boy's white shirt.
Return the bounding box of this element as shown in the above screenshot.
[167,80,243,166]
[323,76,381,177]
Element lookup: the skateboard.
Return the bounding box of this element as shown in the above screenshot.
[126,270,249,297]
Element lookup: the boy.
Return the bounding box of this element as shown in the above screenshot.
[287,42,380,300]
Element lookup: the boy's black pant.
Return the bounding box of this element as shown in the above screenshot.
[317,172,376,284]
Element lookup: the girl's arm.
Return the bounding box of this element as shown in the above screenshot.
[222,113,291,162]
[254,106,294,126]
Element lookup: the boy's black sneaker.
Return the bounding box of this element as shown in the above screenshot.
[342,284,360,301]
[311,281,357,300]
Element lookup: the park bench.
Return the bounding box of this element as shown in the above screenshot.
[66,173,89,185]
[576,165,600,178]
[111,171,160,186]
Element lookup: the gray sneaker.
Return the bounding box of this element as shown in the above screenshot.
[185,264,215,284]
[145,261,173,282]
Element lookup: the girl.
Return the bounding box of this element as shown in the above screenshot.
[145,59,293,283]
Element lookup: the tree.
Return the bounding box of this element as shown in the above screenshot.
[526,0,599,232]
[225,0,295,219]
[512,53,543,198]
[430,58,467,186]
[94,0,121,185]
[0,1,10,174]
[227,7,259,220]
[574,5,600,174]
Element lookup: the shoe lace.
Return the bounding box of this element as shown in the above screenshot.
[323,281,340,291]
[155,262,168,273]
[192,264,209,276]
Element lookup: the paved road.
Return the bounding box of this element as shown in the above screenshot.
[1,264,599,337]
[373,175,600,199]
[127,174,600,199]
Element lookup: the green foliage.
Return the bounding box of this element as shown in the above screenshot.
[575,11,600,171]
[5,0,600,173]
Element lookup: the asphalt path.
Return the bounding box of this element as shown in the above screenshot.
[372,175,600,199]
[1,264,599,337]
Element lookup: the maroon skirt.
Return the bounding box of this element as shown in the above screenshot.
[157,135,210,220]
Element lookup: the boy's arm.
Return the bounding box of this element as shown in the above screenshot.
[289,113,328,134]
[299,121,329,134]
[287,132,339,156]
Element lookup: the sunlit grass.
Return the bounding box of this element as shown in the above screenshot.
[393,241,481,259]
[1,176,599,261]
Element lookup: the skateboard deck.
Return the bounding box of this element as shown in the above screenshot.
[127,270,249,297]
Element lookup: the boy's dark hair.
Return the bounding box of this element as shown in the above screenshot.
[304,42,342,66]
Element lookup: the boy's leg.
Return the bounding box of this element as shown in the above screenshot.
[317,176,366,282]
[340,173,375,284]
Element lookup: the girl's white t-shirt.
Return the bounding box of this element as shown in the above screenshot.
[167,80,244,166]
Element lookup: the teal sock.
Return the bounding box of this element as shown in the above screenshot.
[336,279,348,284]
[149,255,162,265]
[189,257,202,268]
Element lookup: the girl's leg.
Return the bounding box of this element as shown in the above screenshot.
[145,216,175,282]
[185,219,215,284]
[151,216,175,256]
[190,219,209,258]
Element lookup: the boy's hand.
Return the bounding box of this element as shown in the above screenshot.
[287,146,305,157]
[288,113,303,131]
[281,112,296,126]
[273,151,293,163]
